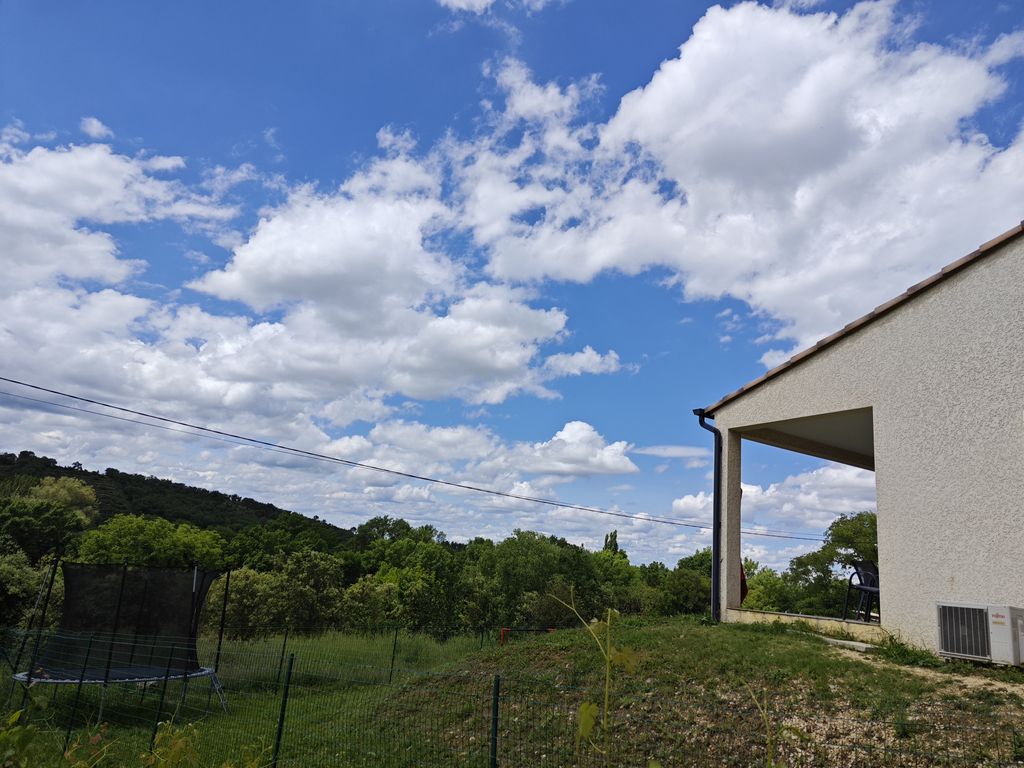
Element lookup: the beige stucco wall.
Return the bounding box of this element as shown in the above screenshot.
[712,235,1024,650]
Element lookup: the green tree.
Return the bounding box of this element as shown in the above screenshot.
[593,549,632,587]
[514,585,567,627]
[277,550,347,631]
[593,548,644,613]
[77,515,226,569]
[204,567,284,638]
[750,511,877,617]
[820,511,878,567]
[0,498,83,561]
[489,530,561,623]
[656,567,711,616]
[226,524,296,570]
[742,565,795,613]
[457,540,499,629]
[352,516,413,550]
[638,561,669,588]
[342,576,400,633]
[675,547,713,578]
[784,548,848,617]
[602,530,619,554]
[0,476,39,500]
[0,537,39,626]
[26,477,97,524]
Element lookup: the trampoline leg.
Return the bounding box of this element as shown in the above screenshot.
[211,674,228,714]
[174,672,190,721]
[151,645,177,752]
[97,686,106,726]
[65,634,95,753]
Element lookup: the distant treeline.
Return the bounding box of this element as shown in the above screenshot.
[0,451,712,635]
[0,451,876,637]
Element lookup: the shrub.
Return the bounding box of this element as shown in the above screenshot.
[656,567,711,615]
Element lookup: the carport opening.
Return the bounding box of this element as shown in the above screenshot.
[736,407,879,623]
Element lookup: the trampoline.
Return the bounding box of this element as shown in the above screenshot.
[9,562,230,714]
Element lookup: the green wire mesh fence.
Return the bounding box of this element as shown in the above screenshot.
[2,626,1022,767]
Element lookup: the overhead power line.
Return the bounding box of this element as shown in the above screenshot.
[0,375,826,543]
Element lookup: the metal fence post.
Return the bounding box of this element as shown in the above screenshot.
[18,557,60,712]
[64,634,95,752]
[214,570,231,674]
[97,563,129,723]
[388,627,399,684]
[271,653,295,768]
[150,643,178,751]
[489,674,500,768]
[274,628,289,693]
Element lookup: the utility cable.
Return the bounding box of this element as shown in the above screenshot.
[0,376,827,542]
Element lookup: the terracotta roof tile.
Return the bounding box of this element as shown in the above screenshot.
[979,223,1024,252]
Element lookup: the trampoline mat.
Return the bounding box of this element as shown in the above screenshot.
[12,665,215,685]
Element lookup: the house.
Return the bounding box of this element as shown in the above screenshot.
[695,220,1024,650]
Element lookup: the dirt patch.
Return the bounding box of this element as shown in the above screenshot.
[830,646,1024,698]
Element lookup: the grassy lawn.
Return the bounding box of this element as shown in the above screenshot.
[5,618,1024,766]
[481,617,1024,766]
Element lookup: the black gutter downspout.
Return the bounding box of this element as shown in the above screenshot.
[693,408,722,623]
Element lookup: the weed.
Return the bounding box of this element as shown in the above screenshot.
[874,637,944,669]
[218,742,271,768]
[64,724,112,767]
[549,590,640,760]
[0,710,37,768]
[141,722,200,768]
[1011,727,1024,762]
[744,682,810,768]
[969,686,1005,707]
[889,703,923,739]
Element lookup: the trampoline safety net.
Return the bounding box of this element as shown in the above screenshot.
[26,563,218,684]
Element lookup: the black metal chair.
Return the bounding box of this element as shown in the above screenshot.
[842,560,880,622]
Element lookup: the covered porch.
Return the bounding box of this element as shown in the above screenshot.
[717,406,883,635]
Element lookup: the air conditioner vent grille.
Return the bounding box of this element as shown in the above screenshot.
[938,604,990,660]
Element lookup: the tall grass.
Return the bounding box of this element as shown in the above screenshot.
[2,627,489,767]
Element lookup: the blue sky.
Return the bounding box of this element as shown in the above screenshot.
[1,0,1022,568]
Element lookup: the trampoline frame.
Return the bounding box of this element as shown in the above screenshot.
[7,561,233,719]
[11,663,228,717]
[12,665,218,686]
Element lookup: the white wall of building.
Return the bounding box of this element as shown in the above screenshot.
[711,234,1024,649]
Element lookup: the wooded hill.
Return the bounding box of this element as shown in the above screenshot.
[0,450,713,635]
[0,450,351,549]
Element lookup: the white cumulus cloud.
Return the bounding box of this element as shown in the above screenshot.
[79,117,113,139]
[452,2,1024,362]
[672,462,875,533]
[635,445,709,459]
[437,0,496,12]
[436,0,556,13]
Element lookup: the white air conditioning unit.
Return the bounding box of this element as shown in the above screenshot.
[936,602,1024,665]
